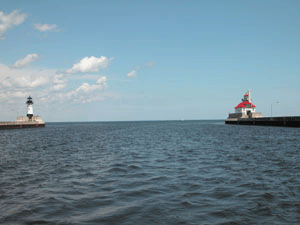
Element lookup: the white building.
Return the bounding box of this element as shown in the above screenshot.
[228,91,262,119]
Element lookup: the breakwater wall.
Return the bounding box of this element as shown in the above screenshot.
[225,116,300,127]
[0,122,45,130]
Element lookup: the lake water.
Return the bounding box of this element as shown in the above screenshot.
[1,120,300,224]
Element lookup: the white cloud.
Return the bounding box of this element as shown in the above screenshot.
[12,53,40,68]
[71,74,100,80]
[126,61,154,79]
[0,64,52,89]
[49,76,108,104]
[67,56,112,74]
[75,76,107,93]
[127,67,139,78]
[0,64,59,108]
[0,10,27,39]
[75,82,102,93]
[12,91,30,98]
[50,83,66,91]
[34,24,57,32]
[50,75,68,91]
[97,76,107,85]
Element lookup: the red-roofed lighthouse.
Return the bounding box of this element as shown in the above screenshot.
[234,91,256,115]
[225,91,300,127]
[227,90,262,119]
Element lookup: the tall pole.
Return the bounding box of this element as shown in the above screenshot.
[271,101,279,117]
[271,104,272,117]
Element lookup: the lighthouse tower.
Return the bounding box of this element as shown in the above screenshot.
[234,91,256,115]
[227,90,263,119]
[26,96,34,119]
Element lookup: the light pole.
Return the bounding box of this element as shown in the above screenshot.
[271,101,279,117]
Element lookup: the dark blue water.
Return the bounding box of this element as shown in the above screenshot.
[1,121,300,224]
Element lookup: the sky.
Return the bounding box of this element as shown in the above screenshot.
[0,0,300,122]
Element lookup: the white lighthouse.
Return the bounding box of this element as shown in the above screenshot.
[15,96,45,125]
[26,96,33,119]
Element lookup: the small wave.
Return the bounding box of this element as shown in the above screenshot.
[216,221,243,225]
[210,209,234,218]
[239,182,267,190]
[107,168,128,173]
[150,175,168,181]
[111,163,125,167]
[132,172,150,178]
[277,201,299,209]
[210,187,234,200]
[261,192,275,201]
[84,204,142,224]
[180,200,194,208]
[183,192,201,198]
[255,206,272,216]
[25,220,50,225]
[127,165,142,170]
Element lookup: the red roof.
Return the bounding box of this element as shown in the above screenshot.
[235,100,256,109]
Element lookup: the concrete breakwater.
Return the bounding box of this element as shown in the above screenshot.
[225,116,300,127]
[0,116,45,130]
[0,121,45,129]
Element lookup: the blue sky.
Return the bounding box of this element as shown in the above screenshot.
[0,0,300,122]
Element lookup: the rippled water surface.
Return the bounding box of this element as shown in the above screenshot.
[1,121,300,224]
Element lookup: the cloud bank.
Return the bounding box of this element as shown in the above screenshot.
[126,61,154,79]
[127,67,139,78]
[34,24,58,32]
[0,59,110,105]
[12,53,40,68]
[0,10,27,39]
[67,56,112,74]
